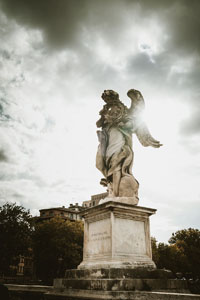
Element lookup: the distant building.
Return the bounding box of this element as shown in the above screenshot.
[82,192,108,208]
[38,193,108,222]
[39,203,84,222]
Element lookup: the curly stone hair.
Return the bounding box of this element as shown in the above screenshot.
[101,90,128,109]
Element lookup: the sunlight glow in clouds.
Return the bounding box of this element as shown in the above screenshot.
[0,0,200,243]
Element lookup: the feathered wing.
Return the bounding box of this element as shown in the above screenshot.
[126,89,162,148]
[135,122,162,148]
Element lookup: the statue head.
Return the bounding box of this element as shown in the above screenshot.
[100,90,128,125]
[101,90,119,104]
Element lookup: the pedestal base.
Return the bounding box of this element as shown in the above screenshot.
[78,200,156,270]
[45,201,200,299]
[99,196,139,206]
[46,268,197,300]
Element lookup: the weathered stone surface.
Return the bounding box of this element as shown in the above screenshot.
[6,284,53,300]
[6,283,200,299]
[54,278,188,293]
[45,290,200,300]
[65,268,174,280]
[6,284,53,294]
[96,89,162,199]
[99,196,139,206]
[78,201,156,270]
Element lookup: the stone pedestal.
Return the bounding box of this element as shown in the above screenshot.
[78,200,156,270]
[46,201,200,299]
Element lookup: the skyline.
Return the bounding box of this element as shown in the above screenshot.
[0,0,200,243]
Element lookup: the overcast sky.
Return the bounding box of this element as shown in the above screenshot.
[0,0,200,243]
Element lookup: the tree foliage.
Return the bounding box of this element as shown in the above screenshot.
[32,217,83,284]
[0,202,33,275]
[169,228,200,277]
[1,200,199,285]
[152,228,200,278]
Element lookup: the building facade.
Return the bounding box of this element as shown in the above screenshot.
[82,192,108,208]
[38,193,108,222]
[39,203,84,222]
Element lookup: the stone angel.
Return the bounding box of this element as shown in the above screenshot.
[96,89,162,204]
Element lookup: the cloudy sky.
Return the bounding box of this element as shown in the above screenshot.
[0,0,200,243]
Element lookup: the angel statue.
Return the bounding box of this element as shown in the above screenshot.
[96,89,162,204]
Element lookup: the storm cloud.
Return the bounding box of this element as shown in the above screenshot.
[0,0,199,54]
[0,0,200,241]
[0,0,129,48]
[1,0,199,133]
[0,149,7,162]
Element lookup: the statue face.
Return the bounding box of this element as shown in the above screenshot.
[108,106,121,117]
[104,105,125,124]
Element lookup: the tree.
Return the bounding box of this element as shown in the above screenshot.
[169,228,200,278]
[151,237,159,266]
[155,242,186,274]
[32,217,83,284]
[151,228,200,279]
[0,202,33,275]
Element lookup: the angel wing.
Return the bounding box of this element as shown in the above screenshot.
[127,88,162,148]
[127,89,145,116]
[135,122,162,148]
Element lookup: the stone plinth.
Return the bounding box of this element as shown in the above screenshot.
[45,201,200,299]
[78,200,156,270]
[54,268,188,293]
[49,268,198,299]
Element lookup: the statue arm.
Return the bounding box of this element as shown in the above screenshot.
[96,106,107,128]
[118,117,139,133]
